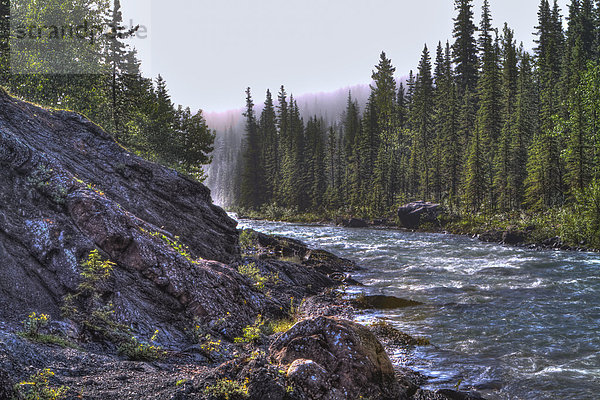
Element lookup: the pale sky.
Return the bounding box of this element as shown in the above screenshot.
[120,0,569,113]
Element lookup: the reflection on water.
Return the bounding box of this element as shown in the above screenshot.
[238,218,600,400]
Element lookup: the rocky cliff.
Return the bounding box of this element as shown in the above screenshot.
[0,87,249,336]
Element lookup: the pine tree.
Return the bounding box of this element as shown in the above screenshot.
[276,86,289,205]
[527,0,565,208]
[452,0,479,94]
[353,93,379,214]
[439,42,461,206]
[147,75,177,163]
[495,24,519,210]
[325,125,341,209]
[342,92,360,201]
[105,0,138,140]
[410,45,435,201]
[431,43,446,202]
[476,0,502,209]
[371,52,399,211]
[510,51,536,208]
[259,90,278,203]
[240,88,265,209]
[305,117,326,210]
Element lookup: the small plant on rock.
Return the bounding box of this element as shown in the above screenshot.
[204,378,249,400]
[15,369,68,400]
[234,315,264,344]
[21,312,50,337]
[238,229,255,253]
[118,330,166,361]
[237,263,279,291]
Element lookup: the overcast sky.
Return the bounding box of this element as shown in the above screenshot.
[120,0,569,113]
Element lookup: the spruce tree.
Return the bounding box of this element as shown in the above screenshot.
[342,92,360,201]
[410,45,435,201]
[240,88,265,209]
[476,0,502,208]
[527,0,565,208]
[495,24,519,210]
[452,0,479,94]
[440,42,462,206]
[510,51,536,208]
[371,52,399,211]
[259,90,278,203]
[105,0,138,140]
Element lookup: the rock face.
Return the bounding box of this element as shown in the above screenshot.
[0,88,248,336]
[398,201,442,229]
[270,316,404,400]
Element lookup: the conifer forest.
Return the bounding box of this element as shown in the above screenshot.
[227,0,600,239]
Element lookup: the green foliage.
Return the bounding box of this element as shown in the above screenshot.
[238,229,255,253]
[118,330,166,361]
[18,312,81,349]
[27,164,68,205]
[21,312,50,337]
[61,250,131,344]
[266,319,296,335]
[234,315,264,344]
[204,378,249,400]
[15,369,68,400]
[140,228,196,262]
[236,263,279,291]
[3,2,214,181]
[79,249,115,289]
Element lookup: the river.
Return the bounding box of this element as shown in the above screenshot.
[237,218,600,400]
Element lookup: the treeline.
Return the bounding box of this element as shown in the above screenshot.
[237,0,600,217]
[0,0,214,180]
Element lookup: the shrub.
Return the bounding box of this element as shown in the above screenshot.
[118,330,166,361]
[234,315,264,344]
[78,249,115,292]
[237,263,279,291]
[238,229,255,253]
[204,378,249,400]
[15,369,68,400]
[21,312,49,337]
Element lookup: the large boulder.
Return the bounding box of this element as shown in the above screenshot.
[0,89,252,337]
[397,201,442,229]
[270,316,404,400]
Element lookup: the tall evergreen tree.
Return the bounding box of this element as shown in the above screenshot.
[527,0,565,208]
[371,52,399,211]
[438,42,462,206]
[410,45,435,200]
[509,51,536,208]
[452,0,479,94]
[259,90,279,203]
[240,88,265,209]
[494,25,519,209]
[105,0,138,140]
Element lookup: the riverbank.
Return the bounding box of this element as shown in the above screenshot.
[233,207,599,253]
[239,218,600,400]
[0,229,486,400]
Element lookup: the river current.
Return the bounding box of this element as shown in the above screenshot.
[237,218,600,400]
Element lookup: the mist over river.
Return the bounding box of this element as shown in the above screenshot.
[237,218,600,400]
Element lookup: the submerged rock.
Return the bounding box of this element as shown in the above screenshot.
[352,294,423,310]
